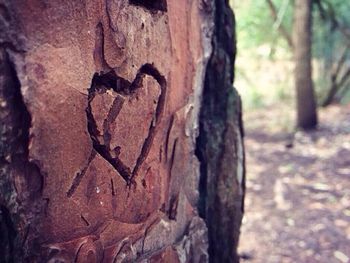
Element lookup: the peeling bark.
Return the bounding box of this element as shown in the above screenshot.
[0,0,244,262]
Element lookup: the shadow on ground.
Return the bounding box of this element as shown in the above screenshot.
[238,105,350,263]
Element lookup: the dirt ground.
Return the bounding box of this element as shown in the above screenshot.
[238,104,350,263]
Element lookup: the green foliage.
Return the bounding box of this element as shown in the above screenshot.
[234,0,350,57]
[232,0,350,109]
[233,0,293,56]
[313,0,350,105]
[313,0,350,57]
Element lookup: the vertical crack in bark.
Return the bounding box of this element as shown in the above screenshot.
[168,138,177,179]
[195,133,207,220]
[166,137,178,220]
[164,114,174,161]
[167,194,179,220]
[110,178,115,196]
[0,206,16,262]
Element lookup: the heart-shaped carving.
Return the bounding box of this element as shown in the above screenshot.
[67,64,166,197]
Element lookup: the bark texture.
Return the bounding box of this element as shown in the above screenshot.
[0,0,243,262]
[196,0,244,262]
[293,0,318,129]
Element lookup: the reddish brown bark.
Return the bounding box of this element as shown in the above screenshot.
[0,0,244,262]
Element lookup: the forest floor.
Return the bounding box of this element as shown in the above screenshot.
[238,104,350,263]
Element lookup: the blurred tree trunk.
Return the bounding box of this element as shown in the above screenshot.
[0,0,244,262]
[293,0,318,129]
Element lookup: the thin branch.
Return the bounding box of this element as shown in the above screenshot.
[314,0,350,43]
[265,0,293,49]
[337,66,350,89]
[322,64,350,107]
[314,0,350,106]
[273,0,290,31]
[332,45,349,82]
[337,78,350,99]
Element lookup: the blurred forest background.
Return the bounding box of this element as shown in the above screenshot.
[230,0,350,262]
[233,0,350,116]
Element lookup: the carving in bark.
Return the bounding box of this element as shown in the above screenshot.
[0,0,244,262]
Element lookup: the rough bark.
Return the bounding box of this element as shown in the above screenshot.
[196,0,244,262]
[0,0,244,262]
[293,0,318,129]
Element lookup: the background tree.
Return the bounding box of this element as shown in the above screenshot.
[293,0,318,129]
[0,0,244,262]
[232,0,350,128]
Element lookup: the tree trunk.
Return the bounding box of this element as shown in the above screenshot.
[293,0,318,129]
[0,0,244,262]
[197,0,245,262]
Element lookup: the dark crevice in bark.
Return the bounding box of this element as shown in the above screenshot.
[196,0,243,262]
[168,138,177,177]
[164,115,174,161]
[0,3,11,21]
[111,178,116,196]
[0,206,16,263]
[80,214,90,226]
[166,136,178,218]
[167,194,179,220]
[0,49,44,261]
[0,42,25,53]
[129,0,167,12]
[195,136,207,220]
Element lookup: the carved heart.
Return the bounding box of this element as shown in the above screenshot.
[67,64,166,197]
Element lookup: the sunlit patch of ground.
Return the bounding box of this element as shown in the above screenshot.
[238,104,350,263]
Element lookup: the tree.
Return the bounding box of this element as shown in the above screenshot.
[0,0,244,262]
[314,0,350,107]
[265,0,318,129]
[293,0,318,129]
[237,0,318,128]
